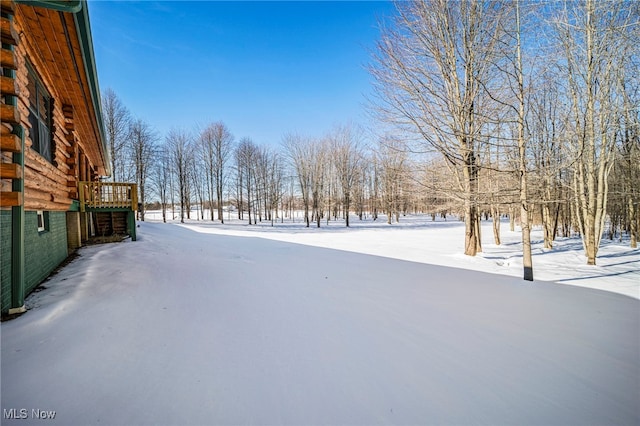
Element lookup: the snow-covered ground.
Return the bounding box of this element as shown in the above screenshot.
[147,210,640,300]
[1,215,639,425]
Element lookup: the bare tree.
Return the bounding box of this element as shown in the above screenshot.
[102,88,131,182]
[166,129,192,223]
[283,133,313,227]
[236,138,259,225]
[553,0,637,264]
[370,0,506,256]
[129,118,157,221]
[152,147,171,223]
[376,137,408,224]
[330,124,364,227]
[200,122,234,223]
[190,150,206,220]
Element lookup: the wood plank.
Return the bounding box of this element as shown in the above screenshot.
[0,48,17,70]
[0,133,20,152]
[0,104,19,124]
[0,75,17,96]
[0,0,15,15]
[0,16,18,46]
[0,191,21,207]
[24,195,71,211]
[25,185,69,204]
[0,162,20,179]
[62,105,73,118]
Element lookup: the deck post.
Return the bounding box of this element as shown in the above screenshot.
[128,210,136,241]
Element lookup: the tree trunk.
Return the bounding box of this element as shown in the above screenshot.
[492,205,501,246]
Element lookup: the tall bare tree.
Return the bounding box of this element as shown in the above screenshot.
[129,118,157,221]
[152,147,171,223]
[166,129,192,224]
[376,137,408,224]
[283,133,313,227]
[553,0,637,264]
[370,0,506,256]
[200,122,234,223]
[102,88,131,182]
[236,138,259,225]
[330,124,364,227]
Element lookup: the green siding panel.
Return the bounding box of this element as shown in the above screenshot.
[24,211,68,295]
[1,211,12,314]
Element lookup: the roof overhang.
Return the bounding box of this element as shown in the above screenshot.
[16,0,110,177]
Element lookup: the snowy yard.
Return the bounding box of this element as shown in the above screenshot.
[2,216,639,425]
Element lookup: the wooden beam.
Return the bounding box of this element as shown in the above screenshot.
[0,132,20,152]
[0,191,21,207]
[0,162,21,179]
[0,75,17,97]
[0,48,17,70]
[0,104,19,125]
[0,16,18,46]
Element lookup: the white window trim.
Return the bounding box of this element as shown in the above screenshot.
[37,210,45,232]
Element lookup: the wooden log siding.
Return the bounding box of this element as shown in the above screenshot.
[0,133,21,152]
[0,103,19,124]
[0,1,20,210]
[0,75,18,96]
[9,14,78,211]
[0,47,17,70]
[79,181,138,212]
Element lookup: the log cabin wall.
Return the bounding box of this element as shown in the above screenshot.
[1,0,110,316]
[9,4,100,211]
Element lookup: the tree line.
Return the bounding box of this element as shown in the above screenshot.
[101,0,639,277]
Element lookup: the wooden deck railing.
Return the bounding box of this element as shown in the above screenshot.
[79,181,138,212]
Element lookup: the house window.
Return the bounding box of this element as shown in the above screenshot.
[26,62,53,163]
[37,210,48,233]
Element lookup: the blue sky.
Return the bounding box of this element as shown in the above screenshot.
[88,1,395,145]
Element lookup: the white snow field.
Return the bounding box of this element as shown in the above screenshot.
[148,211,640,299]
[2,217,639,425]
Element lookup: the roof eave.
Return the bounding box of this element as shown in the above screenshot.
[15,0,111,177]
[73,1,111,177]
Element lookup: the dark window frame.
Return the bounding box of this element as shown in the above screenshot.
[26,61,53,163]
